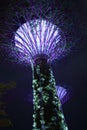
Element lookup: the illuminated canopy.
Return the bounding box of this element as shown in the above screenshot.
[14,19,66,64]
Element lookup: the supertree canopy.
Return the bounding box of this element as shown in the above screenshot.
[0,0,76,130]
[14,19,66,64]
[56,86,70,105]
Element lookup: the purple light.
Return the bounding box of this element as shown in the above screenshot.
[56,86,70,104]
[14,19,66,64]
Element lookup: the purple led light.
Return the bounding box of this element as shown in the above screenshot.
[56,86,69,104]
[14,19,66,64]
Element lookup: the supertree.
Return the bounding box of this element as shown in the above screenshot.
[14,19,68,130]
[0,0,76,129]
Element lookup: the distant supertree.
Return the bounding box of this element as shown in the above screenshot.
[1,0,76,130]
[56,85,71,105]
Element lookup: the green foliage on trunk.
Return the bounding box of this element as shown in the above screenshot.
[32,57,68,130]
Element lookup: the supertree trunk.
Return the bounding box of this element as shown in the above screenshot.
[32,56,68,130]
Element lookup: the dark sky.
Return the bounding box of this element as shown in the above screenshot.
[0,0,87,130]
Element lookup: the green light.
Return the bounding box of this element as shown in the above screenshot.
[32,57,68,130]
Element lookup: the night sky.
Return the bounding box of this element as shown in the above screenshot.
[0,0,87,130]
